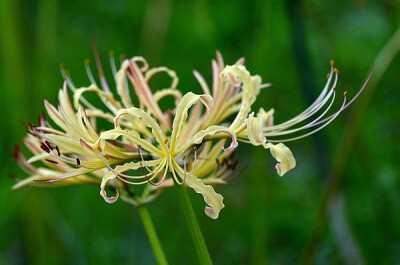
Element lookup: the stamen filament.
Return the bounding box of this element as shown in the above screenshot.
[84,59,98,86]
[267,94,347,142]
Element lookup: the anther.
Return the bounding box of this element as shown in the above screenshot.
[84,59,90,66]
[46,159,59,164]
[98,70,104,77]
[225,165,248,183]
[231,160,239,171]
[221,158,228,167]
[108,50,114,57]
[11,145,21,159]
[343,91,348,97]
[164,138,169,144]
[332,86,336,91]
[333,68,339,74]
[40,143,50,153]
[45,140,53,150]
[193,146,197,151]
[59,63,64,69]
[65,69,71,76]
[119,54,126,61]
[182,154,187,160]
[326,72,330,79]
[55,146,61,156]
[330,60,334,66]
[9,174,19,181]
[76,158,81,165]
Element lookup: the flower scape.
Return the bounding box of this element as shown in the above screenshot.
[11,51,371,219]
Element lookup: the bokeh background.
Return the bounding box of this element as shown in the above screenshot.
[1,0,399,264]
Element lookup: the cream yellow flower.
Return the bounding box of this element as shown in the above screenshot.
[12,51,370,218]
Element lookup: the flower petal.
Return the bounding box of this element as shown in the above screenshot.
[264,143,296,176]
[100,171,119,203]
[114,107,166,152]
[145,66,178,90]
[44,100,67,131]
[170,92,213,152]
[98,127,163,157]
[153,89,182,104]
[127,58,170,127]
[174,125,237,156]
[247,112,266,146]
[100,159,162,203]
[116,59,134,108]
[220,65,262,131]
[257,107,274,127]
[172,159,224,219]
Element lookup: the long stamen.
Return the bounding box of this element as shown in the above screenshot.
[60,65,96,110]
[268,92,348,142]
[265,89,337,137]
[224,165,248,183]
[182,154,189,185]
[92,40,111,93]
[108,50,118,83]
[310,63,374,126]
[119,54,131,96]
[138,145,152,172]
[84,59,98,86]
[137,146,165,186]
[190,146,198,174]
[60,64,77,91]
[266,68,337,132]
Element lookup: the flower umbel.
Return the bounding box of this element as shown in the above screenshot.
[12,51,371,218]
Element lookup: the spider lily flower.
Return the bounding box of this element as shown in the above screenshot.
[12,52,239,219]
[11,50,371,219]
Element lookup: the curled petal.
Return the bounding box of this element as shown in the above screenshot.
[220,65,262,131]
[127,59,169,127]
[172,159,224,219]
[100,171,119,203]
[153,89,182,104]
[170,92,213,152]
[189,175,224,219]
[220,65,261,106]
[98,127,162,157]
[174,125,237,156]
[145,66,179,90]
[264,143,296,176]
[114,107,166,152]
[247,112,266,146]
[116,59,134,108]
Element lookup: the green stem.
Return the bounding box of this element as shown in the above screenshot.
[178,186,213,265]
[137,205,169,265]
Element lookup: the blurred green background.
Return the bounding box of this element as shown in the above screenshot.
[1,0,399,264]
